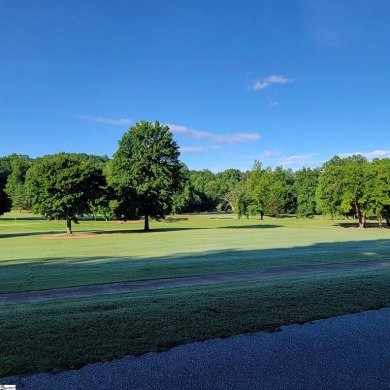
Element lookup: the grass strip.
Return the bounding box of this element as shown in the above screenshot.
[1,268,390,377]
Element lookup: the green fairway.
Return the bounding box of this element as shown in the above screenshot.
[0,212,388,294]
[0,212,389,376]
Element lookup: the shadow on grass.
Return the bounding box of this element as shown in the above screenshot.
[0,231,67,239]
[218,224,281,229]
[333,221,384,229]
[1,239,389,294]
[163,217,189,222]
[0,222,283,239]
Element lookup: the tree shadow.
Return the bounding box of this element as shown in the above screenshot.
[0,231,66,239]
[0,216,48,221]
[163,217,189,223]
[333,221,383,229]
[1,239,389,294]
[0,222,283,239]
[218,224,282,229]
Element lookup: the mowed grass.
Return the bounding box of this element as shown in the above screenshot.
[0,212,388,293]
[0,212,389,376]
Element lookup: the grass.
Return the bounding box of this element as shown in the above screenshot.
[0,212,389,377]
[0,212,388,293]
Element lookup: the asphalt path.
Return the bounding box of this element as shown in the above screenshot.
[2,307,390,389]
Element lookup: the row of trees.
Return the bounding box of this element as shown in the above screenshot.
[0,121,183,233]
[1,121,390,231]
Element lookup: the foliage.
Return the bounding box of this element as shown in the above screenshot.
[0,177,11,216]
[316,155,373,227]
[367,158,390,227]
[25,154,107,234]
[5,155,32,211]
[294,167,320,217]
[110,121,184,230]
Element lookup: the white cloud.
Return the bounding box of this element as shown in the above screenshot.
[208,165,225,173]
[278,153,317,165]
[180,146,205,153]
[263,150,281,159]
[338,150,390,160]
[253,75,293,91]
[273,153,325,169]
[79,115,132,126]
[167,123,260,143]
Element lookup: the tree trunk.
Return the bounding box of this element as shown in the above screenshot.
[144,213,150,231]
[353,200,366,228]
[359,215,366,228]
[260,211,264,220]
[66,217,72,235]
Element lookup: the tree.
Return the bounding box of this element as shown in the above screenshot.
[316,156,346,218]
[25,154,107,234]
[316,155,371,228]
[246,161,266,219]
[368,158,390,227]
[4,155,31,212]
[110,121,184,231]
[0,178,11,216]
[0,158,12,216]
[294,167,320,217]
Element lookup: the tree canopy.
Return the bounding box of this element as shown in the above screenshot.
[110,121,184,231]
[25,154,107,234]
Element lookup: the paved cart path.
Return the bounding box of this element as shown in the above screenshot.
[2,307,390,389]
[1,258,390,305]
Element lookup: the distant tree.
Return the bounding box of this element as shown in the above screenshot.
[316,156,345,218]
[0,178,11,216]
[189,169,218,210]
[224,185,249,219]
[341,155,372,227]
[246,161,270,219]
[294,167,320,217]
[0,157,12,216]
[110,121,184,231]
[271,166,296,215]
[25,154,107,234]
[367,158,390,227]
[5,155,31,211]
[316,155,371,227]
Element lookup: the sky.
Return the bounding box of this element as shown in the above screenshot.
[1,0,390,172]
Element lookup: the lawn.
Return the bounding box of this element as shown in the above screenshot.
[0,212,389,376]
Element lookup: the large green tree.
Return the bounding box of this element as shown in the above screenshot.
[316,155,371,228]
[110,121,184,231]
[368,158,390,227]
[294,167,320,217]
[25,154,107,234]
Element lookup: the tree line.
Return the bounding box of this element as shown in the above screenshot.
[1,121,389,231]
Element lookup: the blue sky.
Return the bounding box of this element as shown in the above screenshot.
[1,0,389,172]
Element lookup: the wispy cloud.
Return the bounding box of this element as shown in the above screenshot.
[167,123,260,143]
[263,150,282,159]
[180,146,205,153]
[79,115,132,126]
[338,150,390,160]
[278,153,317,166]
[257,153,324,169]
[253,75,293,91]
